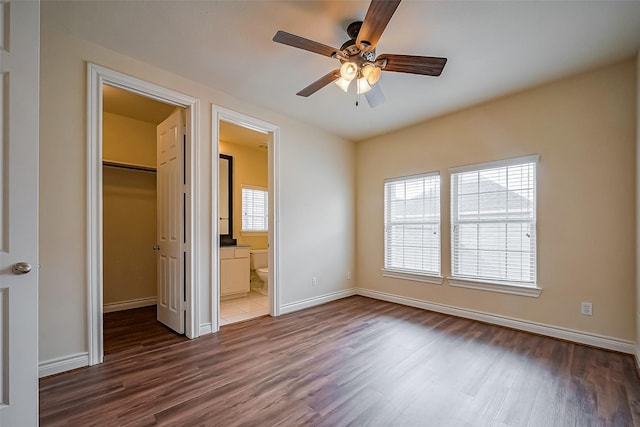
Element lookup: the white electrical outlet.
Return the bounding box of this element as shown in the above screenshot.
[581,301,593,316]
[347,271,352,280]
[312,277,318,286]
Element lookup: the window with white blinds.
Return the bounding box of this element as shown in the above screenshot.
[241,186,268,232]
[450,156,537,286]
[384,172,441,276]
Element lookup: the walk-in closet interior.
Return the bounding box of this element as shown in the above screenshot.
[102,85,184,348]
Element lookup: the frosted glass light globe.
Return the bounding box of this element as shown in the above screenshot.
[340,62,358,81]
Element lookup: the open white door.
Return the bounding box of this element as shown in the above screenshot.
[0,1,39,425]
[156,109,185,334]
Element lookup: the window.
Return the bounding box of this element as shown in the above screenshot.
[384,172,441,277]
[450,155,537,287]
[241,186,268,232]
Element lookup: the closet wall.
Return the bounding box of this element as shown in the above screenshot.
[103,112,157,310]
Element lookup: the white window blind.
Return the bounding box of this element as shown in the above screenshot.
[242,186,268,232]
[450,156,537,285]
[384,172,440,276]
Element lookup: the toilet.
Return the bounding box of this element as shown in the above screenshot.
[250,249,268,294]
[256,268,269,286]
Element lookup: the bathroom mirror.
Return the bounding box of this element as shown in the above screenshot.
[219,154,236,246]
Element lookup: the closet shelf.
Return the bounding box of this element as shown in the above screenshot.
[103,160,156,173]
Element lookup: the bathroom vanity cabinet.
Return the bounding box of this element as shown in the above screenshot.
[220,246,250,298]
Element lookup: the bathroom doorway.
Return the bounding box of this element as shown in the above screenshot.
[212,107,280,329]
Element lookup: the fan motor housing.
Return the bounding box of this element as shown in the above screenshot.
[340,21,376,62]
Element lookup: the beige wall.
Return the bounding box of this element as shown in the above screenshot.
[103,112,157,167]
[102,112,157,306]
[356,59,637,341]
[219,140,268,249]
[39,18,356,363]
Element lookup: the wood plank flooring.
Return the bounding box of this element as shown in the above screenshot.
[103,305,189,360]
[39,296,640,426]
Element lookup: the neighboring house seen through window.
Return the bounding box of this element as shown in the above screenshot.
[383,172,441,277]
[450,155,537,286]
[242,186,268,232]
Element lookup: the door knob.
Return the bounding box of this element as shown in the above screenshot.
[153,245,160,251]
[12,262,32,275]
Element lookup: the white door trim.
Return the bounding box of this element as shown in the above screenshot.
[87,63,200,366]
[212,106,281,331]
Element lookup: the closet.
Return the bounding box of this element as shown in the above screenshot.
[102,85,176,318]
[102,112,159,313]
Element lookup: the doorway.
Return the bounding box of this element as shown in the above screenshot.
[212,107,280,330]
[87,63,200,366]
[102,86,185,347]
[218,121,270,325]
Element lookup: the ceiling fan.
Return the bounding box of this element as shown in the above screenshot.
[272,0,447,108]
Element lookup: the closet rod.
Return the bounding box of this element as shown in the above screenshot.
[102,160,156,173]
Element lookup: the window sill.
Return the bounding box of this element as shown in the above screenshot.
[447,277,542,298]
[381,269,443,285]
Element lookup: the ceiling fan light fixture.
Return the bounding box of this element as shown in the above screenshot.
[273,0,447,106]
[339,62,358,81]
[362,64,381,85]
[334,77,352,93]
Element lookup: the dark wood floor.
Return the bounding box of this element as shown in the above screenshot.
[40,297,640,426]
[102,305,189,361]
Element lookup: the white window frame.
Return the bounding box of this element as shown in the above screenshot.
[382,172,442,285]
[448,155,541,297]
[241,185,268,233]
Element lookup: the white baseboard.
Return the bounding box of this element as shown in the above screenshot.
[103,296,157,313]
[280,289,356,315]
[199,322,213,336]
[39,352,89,378]
[356,287,636,354]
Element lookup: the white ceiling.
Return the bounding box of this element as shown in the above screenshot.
[43,1,640,141]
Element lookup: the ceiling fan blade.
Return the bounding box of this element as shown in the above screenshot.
[356,0,401,51]
[365,83,385,108]
[377,54,447,76]
[273,31,339,58]
[296,69,341,97]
